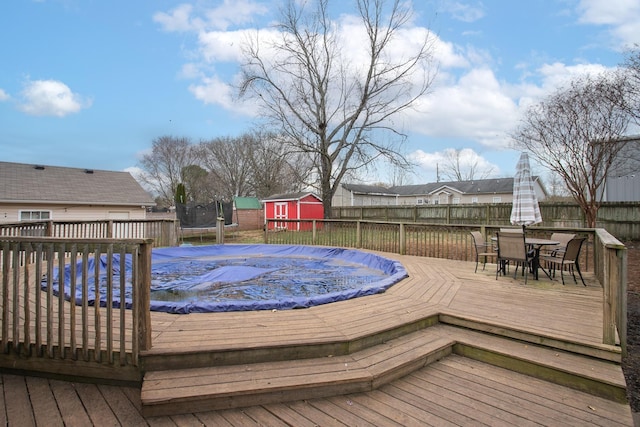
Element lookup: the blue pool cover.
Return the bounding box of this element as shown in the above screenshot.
[45,244,408,314]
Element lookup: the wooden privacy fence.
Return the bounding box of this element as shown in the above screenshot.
[0,237,152,383]
[332,202,640,241]
[264,219,627,351]
[0,219,178,248]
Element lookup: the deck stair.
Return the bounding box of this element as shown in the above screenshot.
[140,322,626,417]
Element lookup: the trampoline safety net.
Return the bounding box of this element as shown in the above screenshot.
[175,201,233,228]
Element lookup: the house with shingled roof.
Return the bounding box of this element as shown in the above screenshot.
[332,177,547,207]
[0,161,155,224]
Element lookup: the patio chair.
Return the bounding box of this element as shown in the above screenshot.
[540,237,587,286]
[470,231,496,273]
[540,232,576,258]
[495,231,535,284]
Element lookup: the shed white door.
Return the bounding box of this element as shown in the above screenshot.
[274,202,288,229]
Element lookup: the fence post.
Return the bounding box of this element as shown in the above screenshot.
[312,220,317,244]
[356,221,362,248]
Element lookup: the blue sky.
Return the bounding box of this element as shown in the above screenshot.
[1,0,639,186]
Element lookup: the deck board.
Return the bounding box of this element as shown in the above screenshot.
[1,254,634,425]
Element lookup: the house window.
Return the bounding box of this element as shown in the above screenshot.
[20,210,51,221]
[452,197,460,204]
[433,199,439,205]
[471,197,478,204]
[492,197,502,203]
[416,198,424,205]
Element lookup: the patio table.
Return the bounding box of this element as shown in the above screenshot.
[493,237,559,280]
[525,238,560,280]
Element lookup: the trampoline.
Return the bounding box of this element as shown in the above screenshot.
[46,244,408,314]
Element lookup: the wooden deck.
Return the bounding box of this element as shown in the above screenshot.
[1,253,635,425]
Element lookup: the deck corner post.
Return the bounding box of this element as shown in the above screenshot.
[137,240,153,352]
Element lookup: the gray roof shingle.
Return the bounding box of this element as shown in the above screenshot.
[0,162,155,206]
[343,177,543,197]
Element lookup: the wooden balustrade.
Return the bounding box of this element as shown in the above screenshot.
[0,237,152,382]
[265,219,627,352]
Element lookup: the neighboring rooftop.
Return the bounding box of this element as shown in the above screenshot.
[343,177,545,197]
[0,161,155,206]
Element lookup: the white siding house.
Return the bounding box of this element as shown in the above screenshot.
[602,135,640,202]
[0,162,155,224]
[333,178,547,207]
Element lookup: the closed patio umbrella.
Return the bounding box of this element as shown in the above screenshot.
[510,152,542,228]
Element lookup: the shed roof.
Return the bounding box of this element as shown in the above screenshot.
[234,196,262,210]
[262,192,322,202]
[0,161,155,206]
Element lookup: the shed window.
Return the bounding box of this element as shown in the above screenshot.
[20,210,51,221]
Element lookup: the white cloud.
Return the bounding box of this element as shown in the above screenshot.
[406,68,518,148]
[410,147,500,178]
[439,1,486,23]
[18,79,91,117]
[198,29,249,63]
[188,75,258,116]
[153,4,203,32]
[154,0,268,33]
[576,0,640,47]
[0,88,9,101]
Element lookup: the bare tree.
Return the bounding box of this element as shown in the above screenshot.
[181,164,210,202]
[511,73,631,227]
[198,132,310,201]
[385,161,414,187]
[247,132,312,199]
[545,170,570,199]
[137,136,199,205]
[198,136,253,201]
[239,0,435,217]
[438,148,495,182]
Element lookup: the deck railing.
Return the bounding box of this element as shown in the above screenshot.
[0,237,152,382]
[594,229,628,351]
[265,220,596,270]
[265,219,626,352]
[0,219,178,247]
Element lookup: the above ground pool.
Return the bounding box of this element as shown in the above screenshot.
[47,244,408,314]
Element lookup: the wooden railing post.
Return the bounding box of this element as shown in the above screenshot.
[137,239,153,352]
[399,223,406,255]
[312,220,317,244]
[597,229,627,355]
[216,217,225,244]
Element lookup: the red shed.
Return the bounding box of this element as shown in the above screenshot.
[262,192,324,231]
